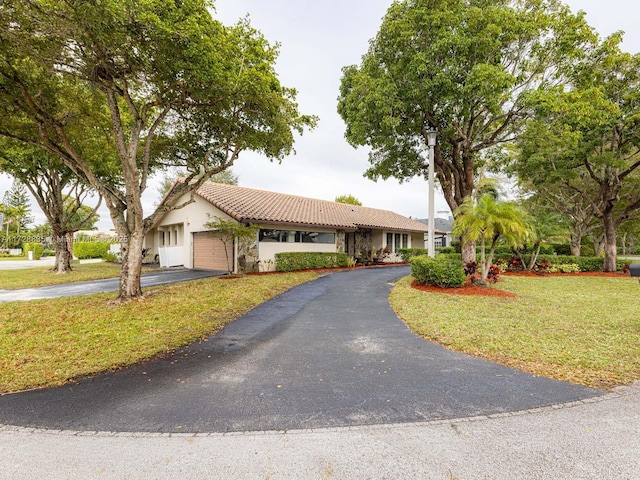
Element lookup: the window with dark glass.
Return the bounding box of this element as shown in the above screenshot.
[259,229,288,242]
[259,229,334,244]
[386,231,410,252]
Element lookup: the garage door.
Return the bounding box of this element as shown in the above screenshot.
[193,232,233,271]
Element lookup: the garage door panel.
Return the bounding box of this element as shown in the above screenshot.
[193,232,233,271]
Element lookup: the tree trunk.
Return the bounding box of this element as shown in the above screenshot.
[53,240,73,274]
[593,234,605,257]
[569,234,582,256]
[118,230,145,300]
[528,243,541,270]
[460,237,477,265]
[51,228,73,274]
[602,213,617,272]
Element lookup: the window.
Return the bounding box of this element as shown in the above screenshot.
[259,229,289,242]
[259,229,335,244]
[386,232,410,253]
[296,231,335,244]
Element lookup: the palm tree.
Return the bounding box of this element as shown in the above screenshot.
[453,194,531,283]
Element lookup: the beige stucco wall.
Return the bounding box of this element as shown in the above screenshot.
[146,194,237,270]
[411,232,425,249]
[258,226,339,270]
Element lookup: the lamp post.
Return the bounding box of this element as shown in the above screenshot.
[426,128,438,258]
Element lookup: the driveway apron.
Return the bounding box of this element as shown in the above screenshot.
[0,266,601,433]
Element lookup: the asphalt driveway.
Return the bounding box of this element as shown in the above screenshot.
[0,266,601,433]
[0,267,223,302]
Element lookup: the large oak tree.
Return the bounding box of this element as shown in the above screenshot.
[515,34,640,271]
[0,0,315,299]
[338,0,592,263]
[0,141,102,273]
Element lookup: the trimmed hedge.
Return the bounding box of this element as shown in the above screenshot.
[398,248,428,262]
[73,241,110,260]
[275,252,351,272]
[410,255,466,288]
[23,242,44,260]
[493,253,626,272]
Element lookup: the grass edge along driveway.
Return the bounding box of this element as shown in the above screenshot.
[0,262,160,290]
[0,272,318,393]
[390,275,640,390]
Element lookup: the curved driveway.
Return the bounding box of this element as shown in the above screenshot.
[0,266,601,433]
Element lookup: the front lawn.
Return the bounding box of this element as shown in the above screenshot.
[390,275,640,389]
[0,262,159,289]
[0,256,27,261]
[0,272,318,393]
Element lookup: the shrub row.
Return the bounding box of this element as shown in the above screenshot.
[23,242,45,260]
[410,255,466,288]
[73,241,110,260]
[399,247,458,262]
[397,248,428,262]
[494,254,626,272]
[274,252,351,272]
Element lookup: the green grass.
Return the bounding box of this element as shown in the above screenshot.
[390,275,640,389]
[0,272,318,393]
[0,256,28,261]
[0,262,160,289]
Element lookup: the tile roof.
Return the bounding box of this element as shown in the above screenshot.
[195,182,436,234]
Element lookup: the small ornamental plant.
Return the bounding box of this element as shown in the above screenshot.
[486,264,501,283]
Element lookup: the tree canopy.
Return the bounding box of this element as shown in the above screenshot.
[338,0,593,263]
[335,194,362,206]
[0,0,316,298]
[513,33,640,270]
[1,178,32,238]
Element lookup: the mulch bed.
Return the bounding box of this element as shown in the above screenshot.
[410,270,632,298]
[502,271,628,278]
[410,280,517,298]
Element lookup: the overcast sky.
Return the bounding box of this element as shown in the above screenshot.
[2,0,639,231]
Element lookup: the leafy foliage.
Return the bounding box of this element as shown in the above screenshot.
[275,252,351,272]
[496,254,626,272]
[23,242,44,260]
[397,247,428,262]
[73,242,110,260]
[0,141,103,273]
[453,194,531,281]
[0,0,316,299]
[411,255,466,288]
[338,0,591,262]
[513,33,640,271]
[335,194,362,206]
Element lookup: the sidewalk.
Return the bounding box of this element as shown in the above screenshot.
[1,382,638,479]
